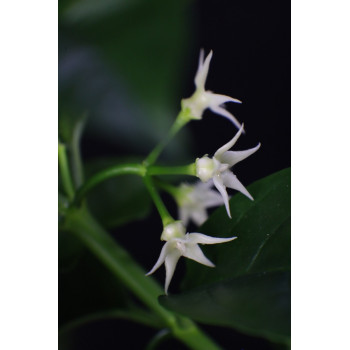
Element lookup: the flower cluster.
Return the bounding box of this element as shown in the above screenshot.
[147,51,260,293]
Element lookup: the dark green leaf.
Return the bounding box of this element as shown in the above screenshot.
[160,168,291,344]
[160,271,290,345]
[59,0,193,160]
[85,157,151,228]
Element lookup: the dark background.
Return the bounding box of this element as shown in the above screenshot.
[59,0,290,349]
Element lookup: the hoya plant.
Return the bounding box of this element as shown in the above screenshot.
[59,50,290,349]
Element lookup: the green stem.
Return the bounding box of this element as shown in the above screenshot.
[144,109,191,166]
[153,178,180,197]
[71,114,87,188]
[63,207,222,350]
[148,163,196,177]
[144,176,174,227]
[73,163,145,205]
[73,162,196,207]
[58,142,75,200]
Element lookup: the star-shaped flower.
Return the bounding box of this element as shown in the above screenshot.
[146,222,236,294]
[196,124,261,218]
[175,181,226,226]
[182,50,243,130]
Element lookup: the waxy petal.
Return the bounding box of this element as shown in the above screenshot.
[200,190,226,208]
[146,242,171,276]
[179,206,191,226]
[213,175,231,218]
[220,143,261,167]
[194,50,213,91]
[214,124,245,159]
[190,207,208,226]
[208,93,242,106]
[210,105,243,131]
[222,171,253,201]
[186,232,237,245]
[164,249,182,294]
[182,244,215,268]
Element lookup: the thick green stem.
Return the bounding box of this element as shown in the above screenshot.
[58,142,75,200]
[144,109,191,166]
[73,163,145,205]
[63,207,222,350]
[144,176,174,227]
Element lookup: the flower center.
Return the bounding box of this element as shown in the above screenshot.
[196,156,220,182]
[161,221,186,241]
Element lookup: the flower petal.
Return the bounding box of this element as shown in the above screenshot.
[222,171,253,201]
[214,124,245,159]
[186,232,237,245]
[164,249,182,294]
[200,189,226,208]
[208,93,242,106]
[195,178,214,190]
[146,242,171,276]
[179,206,191,227]
[194,50,213,91]
[213,175,231,218]
[219,143,261,167]
[209,105,243,131]
[191,207,208,226]
[182,244,215,268]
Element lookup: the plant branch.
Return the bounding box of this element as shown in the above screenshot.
[73,163,145,206]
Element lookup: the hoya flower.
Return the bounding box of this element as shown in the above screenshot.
[146,222,236,294]
[182,50,243,130]
[196,124,260,218]
[175,181,226,226]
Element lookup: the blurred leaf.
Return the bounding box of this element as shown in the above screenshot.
[160,168,291,345]
[59,240,165,337]
[85,157,151,228]
[59,0,193,159]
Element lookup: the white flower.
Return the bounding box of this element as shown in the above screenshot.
[146,222,236,294]
[196,125,260,218]
[175,181,226,226]
[182,50,243,130]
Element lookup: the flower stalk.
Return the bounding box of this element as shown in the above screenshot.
[144,175,174,227]
[144,108,193,166]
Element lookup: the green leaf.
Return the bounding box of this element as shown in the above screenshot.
[160,168,291,345]
[84,157,151,228]
[59,0,193,160]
